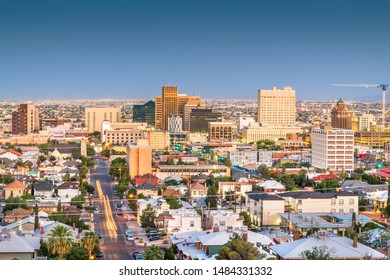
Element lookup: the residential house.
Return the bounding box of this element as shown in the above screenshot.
[278,212,371,237]
[135,182,159,197]
[218,181,252,200]
[3,208,33,223]
[312,173,338,183]
[258,229,293,244]
[0,232,41,260]
[164,208,202,235]
[134,173,159,185]
[57,182,80,198]
[34,181,54,198]
[245,192,285,226]
[58,167,79,179]
[137,197,169,222]
[189,183,208,202]
[270,230,387,260]
[278,191,359,214]
[0,149,22,162]
[256,180,286,193]
[4,180,26,200]
[162,188,182,199]
[206,210,243,231]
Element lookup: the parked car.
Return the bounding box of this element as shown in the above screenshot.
[96,233,102,239]
[135,254,144,260]
[127,235,134,241]
[96,252,104,259]
[146,230,159,236]
[132,251,140,259]
[149,235,160,241]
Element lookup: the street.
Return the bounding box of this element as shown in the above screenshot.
[90,159,138,260]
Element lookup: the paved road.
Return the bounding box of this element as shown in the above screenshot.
[90,159,133,260]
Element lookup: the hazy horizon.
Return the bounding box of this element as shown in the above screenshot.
[1,0,389,100]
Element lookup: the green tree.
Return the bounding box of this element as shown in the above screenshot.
[144,245,164,260]
[351,212,357,231]
[299,245,335,260]
[80,232,99,259]
[115,183,129,199]
[2,197,28,213]
[223,158,232,167]
[166,198,182,209]
[216,237,266,260]
[87,146,96,156]
[62,171,71,182]
[38,155,47,164]
[47,225,74,259]
[278,174,296,190]
[239,211,252,227]
[33,203,39,230]
[65,244,89,260]
[164,247,175,260]
[71,194,84,209]
[205,186,218,209]
[140,204,156,228]
[165,179,179,186]
[257,164,269,177]
[315,179,339,193]
[166,158,175,165]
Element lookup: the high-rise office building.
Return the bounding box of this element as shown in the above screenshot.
[331,99,354,130]
[155,85,204,130]
[189,109,222,133]
[12,103,40,135]
[133,100,155,126]
[126,140,152,179]
[85,107,121,133]
[311,127,354,171]
[257,86,296,125]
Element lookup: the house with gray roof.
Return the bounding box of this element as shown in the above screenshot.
[270,230,387,260]
[34,181,54,198]
[0,232,41,260]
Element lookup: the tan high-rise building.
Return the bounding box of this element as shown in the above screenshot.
[126,140,152,179]
[85,107,121,133]
[155,86,204,130]
[331,99,354,130]
[12,103,40,135]
[208,122,235,142]
[257,86,296,125]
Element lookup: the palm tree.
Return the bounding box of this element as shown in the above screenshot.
[144,245,164,260]
[81,232,99,259]
[47,225,74,259]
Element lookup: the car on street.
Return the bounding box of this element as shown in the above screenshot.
[96,252,104,259]
[135,254,144,260]
[149,235,160,241]
[127,234,134,241]
[146,230,159,236]
[132,251,140,259]
[126,229,132,235]
[96,233,102,239]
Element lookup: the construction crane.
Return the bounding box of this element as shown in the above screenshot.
[333,83,389,131]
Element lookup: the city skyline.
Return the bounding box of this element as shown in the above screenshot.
[1,0,389,101]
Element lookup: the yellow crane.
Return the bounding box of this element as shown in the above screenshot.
[333,83,389,131]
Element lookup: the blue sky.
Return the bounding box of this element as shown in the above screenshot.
[0,0,389,101]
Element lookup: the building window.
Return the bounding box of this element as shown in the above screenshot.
[349,209,354,213]
[331,198,336,205]
[298,200,302,205]
[349,198,354,205]
[298,209,302,213]
[331,209,336,213]
[339,199,344,205]
[339,209,344,213]
[219,221,225,226]
[190,221,194,227]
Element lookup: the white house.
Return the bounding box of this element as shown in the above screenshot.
[218,181,252,199]
[57,182,80,198]
[0,149,22,161]
[165,208,202,235]
[271,230,387,260]
[207,210,243,231]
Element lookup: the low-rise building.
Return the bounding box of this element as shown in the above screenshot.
[218,181,252,199]
[206,210,243,231]
[245,192,285,226]
[278,191,359,214]
[164,208,202,235]
[188,183,208,202]
[257,180,286,193]
[137,197,169,222]
[270,231,387,260]
[4,180,26,200]
[135,182,159,198]
[57,182,80,199]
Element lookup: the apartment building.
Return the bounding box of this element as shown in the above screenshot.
[311,127,354,171]
[85,107,121,133]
